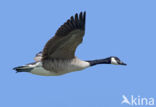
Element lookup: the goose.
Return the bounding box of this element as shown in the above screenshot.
[13,12,126,76]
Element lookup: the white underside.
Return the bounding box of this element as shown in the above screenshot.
[30,66,59,76]
[29,58,90,76]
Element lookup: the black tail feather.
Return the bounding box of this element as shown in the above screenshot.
[13,66,33,73]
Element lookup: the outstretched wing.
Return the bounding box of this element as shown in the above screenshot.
[42,12,86,60]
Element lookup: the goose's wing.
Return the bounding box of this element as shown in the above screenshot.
[42,12,86,60]
[34,51,42,62]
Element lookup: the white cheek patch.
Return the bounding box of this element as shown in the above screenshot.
[111,57,118,65]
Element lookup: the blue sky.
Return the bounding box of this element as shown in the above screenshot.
[0,0,156,107]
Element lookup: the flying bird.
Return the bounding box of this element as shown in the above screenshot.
[13,12,126,76]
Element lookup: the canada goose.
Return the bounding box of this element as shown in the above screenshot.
[13,12,126,76]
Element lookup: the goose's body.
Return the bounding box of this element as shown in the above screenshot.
[13,12,126,76]
[18,58,89,76]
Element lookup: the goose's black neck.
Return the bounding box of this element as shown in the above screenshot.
[86,57,111,66]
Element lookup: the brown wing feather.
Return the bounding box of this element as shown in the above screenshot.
[42,12,86,60]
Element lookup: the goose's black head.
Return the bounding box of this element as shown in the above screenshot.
[110,56,127,65]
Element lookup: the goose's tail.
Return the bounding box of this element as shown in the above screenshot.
[13,62,38,73]
[13,65,33,73]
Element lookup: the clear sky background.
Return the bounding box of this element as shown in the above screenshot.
[0,0,156,107]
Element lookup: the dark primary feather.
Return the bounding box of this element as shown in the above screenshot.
[42,12,86,60]
[55,12,85,36]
